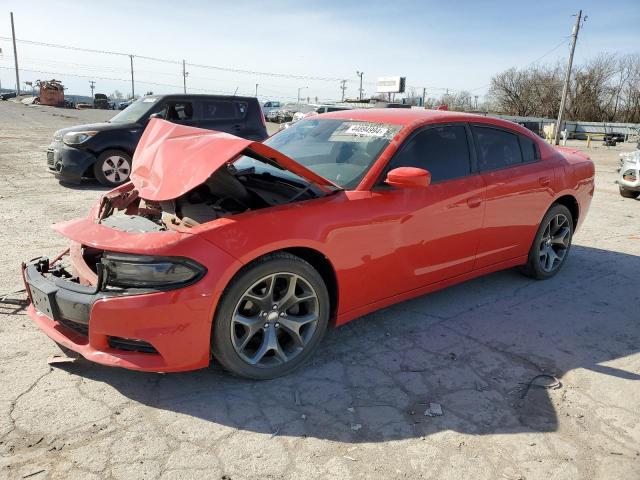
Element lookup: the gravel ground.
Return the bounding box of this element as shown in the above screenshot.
[0,100,638,480]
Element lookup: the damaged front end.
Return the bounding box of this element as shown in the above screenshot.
[94,118,341,233]
[21,119,340,371]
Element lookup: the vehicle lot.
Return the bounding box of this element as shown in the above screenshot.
[0,101,638,479]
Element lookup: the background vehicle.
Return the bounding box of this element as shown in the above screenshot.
[93,93,111,110]
[25,110,595,379]
[315,105,352,114]
[0,91,17,101]
[47,94,268,186]
[262,100,282,118]
[118,99,134,110]
[617,150,640,199]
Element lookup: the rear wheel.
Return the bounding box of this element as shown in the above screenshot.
[619,187,640,199]
[93,149,132,186]
[212,253,329,379]
[520,204,573,280]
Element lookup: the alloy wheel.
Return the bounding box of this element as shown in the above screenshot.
[231,272,319,367]
[538,213,571,273]
[102,155,131,183]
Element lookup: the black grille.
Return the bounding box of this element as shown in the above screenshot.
[47,150,54,166]
[58,318,89,336]
[108,337,158,354]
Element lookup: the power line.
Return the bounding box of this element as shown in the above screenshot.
[469,36,571,93]
[0,36,351,83]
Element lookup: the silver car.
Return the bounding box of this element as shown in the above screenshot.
[617,150,640,199]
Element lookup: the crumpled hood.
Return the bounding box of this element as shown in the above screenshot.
[130,119,340,201]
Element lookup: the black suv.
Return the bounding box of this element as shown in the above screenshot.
[47,94,268,186]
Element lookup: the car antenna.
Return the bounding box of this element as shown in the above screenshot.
[233,87,238,97]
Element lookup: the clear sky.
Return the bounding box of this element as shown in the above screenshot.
[0,0,638,102]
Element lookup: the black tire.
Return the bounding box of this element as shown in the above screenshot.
[520,204,574,280]
[619,187,640,199]
[93,149,132,187]
[212,252,330,380]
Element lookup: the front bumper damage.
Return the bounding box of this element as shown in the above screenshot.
[21,248,217,372]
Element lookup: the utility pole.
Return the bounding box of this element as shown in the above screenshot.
[129,55,135,99]
[297,86,308,103]
[340,80,347,102]
[422,87,426,108]
[89,80,95,98]
[182,60,188,94]
[474,95,479,110]
[10,12,20,94]
[255,83,258,97]
[554,10,584,145]
[356,71,364,100]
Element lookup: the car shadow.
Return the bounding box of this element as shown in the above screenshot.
[57,245,640,443]
[58,180,111,192]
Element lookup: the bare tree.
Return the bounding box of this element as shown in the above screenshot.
[488,54,640,122]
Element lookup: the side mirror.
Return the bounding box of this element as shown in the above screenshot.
[385,167,431,188]
[149,112,163,119]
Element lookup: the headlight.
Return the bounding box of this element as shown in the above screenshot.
[63,130,98,146]
[101,253,206,289]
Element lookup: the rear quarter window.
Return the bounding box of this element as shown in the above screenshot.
[519,136,540,163]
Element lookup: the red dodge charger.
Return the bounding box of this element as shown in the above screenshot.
[22,110,595,378]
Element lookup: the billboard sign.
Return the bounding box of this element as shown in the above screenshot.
[376,76,406,93]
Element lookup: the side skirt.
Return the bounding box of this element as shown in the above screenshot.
[335,255,527,326]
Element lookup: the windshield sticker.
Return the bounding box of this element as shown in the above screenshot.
[329,122,399,142]
[142,98,157,102]
[345,124,388,137]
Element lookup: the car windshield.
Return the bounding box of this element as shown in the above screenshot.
[235,118,401,189]
[109,97,159,124]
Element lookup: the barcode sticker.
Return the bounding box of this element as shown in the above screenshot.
[344,124,389,137]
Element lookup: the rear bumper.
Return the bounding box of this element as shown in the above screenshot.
[47,143,97,184]
[22,255,214,372]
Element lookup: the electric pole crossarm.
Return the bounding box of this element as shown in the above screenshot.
[554,10,583,145]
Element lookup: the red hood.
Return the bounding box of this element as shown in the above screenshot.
[130,119,340,201]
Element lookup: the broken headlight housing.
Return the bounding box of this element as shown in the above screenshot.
[101,253,206,289]
[63,130,98,146]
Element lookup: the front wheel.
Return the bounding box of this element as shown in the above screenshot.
[93,149,132,186]
[212,253,330,379]
[520,204,573,280]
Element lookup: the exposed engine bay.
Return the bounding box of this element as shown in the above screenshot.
[99,163,323,233]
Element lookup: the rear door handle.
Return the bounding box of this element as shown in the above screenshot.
[467,196,482,208]
[539,176,551,187]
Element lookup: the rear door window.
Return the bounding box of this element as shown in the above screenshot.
[473,126,523,171]
[165,101,194,121]
[384,125,471,183]
[200,100,248,120]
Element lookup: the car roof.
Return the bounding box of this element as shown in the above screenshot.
[317,108,542,138]
[318,108,501,125]
[145,94,258,102]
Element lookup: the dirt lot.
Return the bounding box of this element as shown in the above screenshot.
[0,100,638,480]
